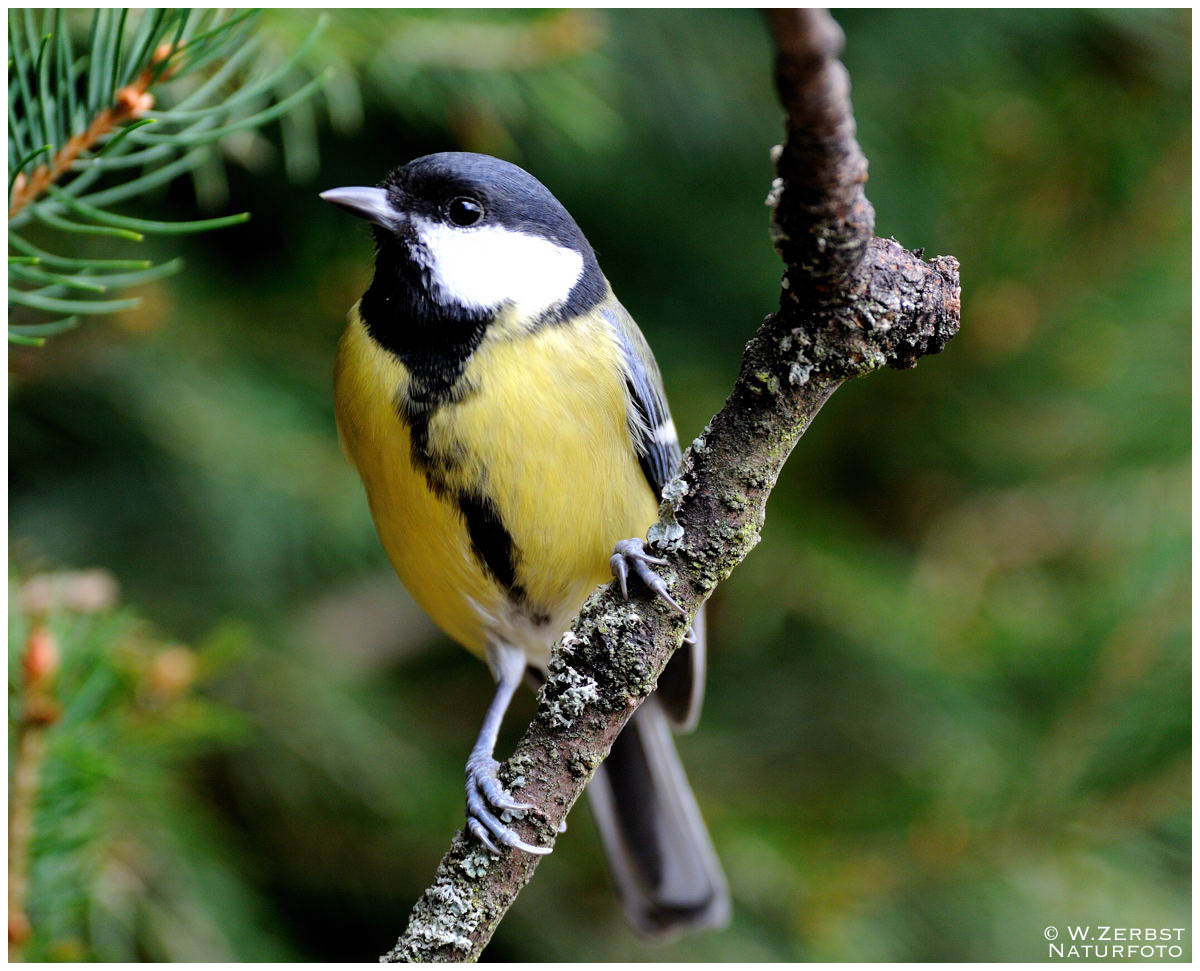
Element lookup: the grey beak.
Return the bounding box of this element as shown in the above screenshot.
[320,186,401,231]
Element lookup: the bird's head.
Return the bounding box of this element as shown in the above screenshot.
[322,153,605,326]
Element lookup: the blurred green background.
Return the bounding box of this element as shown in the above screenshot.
[8,8,1190,962]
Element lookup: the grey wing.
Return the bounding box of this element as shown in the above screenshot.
[601,299,706,732]
[600,302,679,498]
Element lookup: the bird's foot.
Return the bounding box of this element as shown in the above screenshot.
[465,755,551,856]
[610,538,694,641]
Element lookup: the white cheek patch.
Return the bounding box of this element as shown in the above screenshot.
[414,217,584,318]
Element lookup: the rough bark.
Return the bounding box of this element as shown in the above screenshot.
[383,9,960,962]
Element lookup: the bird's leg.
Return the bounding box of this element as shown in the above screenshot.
[465,642,551,856]
[610,538,696,642]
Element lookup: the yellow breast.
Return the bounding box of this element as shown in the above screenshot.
[333,304,658,666]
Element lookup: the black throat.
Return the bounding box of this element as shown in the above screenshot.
[359,236,490,407]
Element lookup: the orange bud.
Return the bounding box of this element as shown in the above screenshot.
[115,86,155,117]
[23,626,58,687]
[149,646,196,700]
[9,907,31,945]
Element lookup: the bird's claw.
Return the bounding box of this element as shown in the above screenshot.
[610,538,687,617]
[465,756,550,856]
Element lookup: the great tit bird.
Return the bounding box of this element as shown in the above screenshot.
[322,152,728,936]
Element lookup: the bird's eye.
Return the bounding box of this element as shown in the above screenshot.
[447,197,483,227]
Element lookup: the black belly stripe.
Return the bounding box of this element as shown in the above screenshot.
[396,376,477,502]
[401,400,451,499]
[456,490,526,602]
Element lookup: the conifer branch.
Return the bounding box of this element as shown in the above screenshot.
[7,9,326,345]
[8,625,60,961]
[8,44,170,218]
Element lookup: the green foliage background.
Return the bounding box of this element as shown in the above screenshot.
[9,9,1190,962]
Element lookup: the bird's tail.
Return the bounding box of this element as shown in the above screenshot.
[587,694,730,938]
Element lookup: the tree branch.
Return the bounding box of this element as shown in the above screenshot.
[383,9,960,962]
